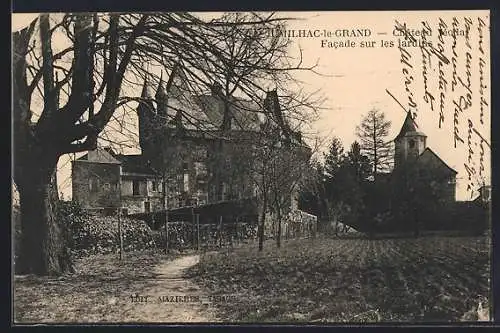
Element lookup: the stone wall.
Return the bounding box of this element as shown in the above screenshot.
[122,196,163,215]
[72,161,121,209]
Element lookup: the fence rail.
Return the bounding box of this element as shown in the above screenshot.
[154,220,258,251]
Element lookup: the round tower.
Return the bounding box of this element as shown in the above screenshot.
[394,112,427,167]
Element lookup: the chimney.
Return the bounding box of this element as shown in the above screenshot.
[104,146,116,156]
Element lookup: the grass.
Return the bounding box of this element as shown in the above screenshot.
[14,250,180,323]
[186,235,491,323]
[14,235,491,324]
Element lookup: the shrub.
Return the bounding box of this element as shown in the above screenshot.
[13,201,159,259]
[15,200,262,257]
[56,201,158,256]
[69,215,158,256]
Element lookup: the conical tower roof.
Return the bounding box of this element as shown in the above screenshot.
[137,76,154,114]
[140,76,151,99]
[395,112,420,141]
[155,72,168,124]
[155,72,167,101]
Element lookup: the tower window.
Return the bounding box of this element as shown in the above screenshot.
[409,139,416,148]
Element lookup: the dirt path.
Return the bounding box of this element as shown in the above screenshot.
[123,254,219,323]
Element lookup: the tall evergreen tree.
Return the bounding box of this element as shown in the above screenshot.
[323,136,344,180]
[345,141,371,183]
[355,108,393,179]
[317,137,370,233]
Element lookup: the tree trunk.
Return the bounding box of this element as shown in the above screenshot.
[16,159,73,276]
[13,18,73,276]
[276,205,282,248]
[413,207,420,238]
[373,125,378,180]
[162,176,169,253]
[258,194,267,252]
[333,208,339,237]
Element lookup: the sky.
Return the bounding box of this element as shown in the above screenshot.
[12,11,491,202]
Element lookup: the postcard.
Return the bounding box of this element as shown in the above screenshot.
[12,10,491,324]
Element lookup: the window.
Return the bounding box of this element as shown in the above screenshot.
[103,183,111,191]
[409,139,416,149]
[194,162,207,177]
[221,183,228,201]
[132,180,140,195]
[176,174,184,193]
[183,173,190,192]
[182,162,189,171]
[152,181,157,191]
[144,201,150,213]
[193,147,207,160]
[89,178,99,192]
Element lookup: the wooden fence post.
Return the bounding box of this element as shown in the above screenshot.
[117,166,124,260]
[235,217,239,246]
[191,208,195,250]
[117,208,124,261]
[219,216,223,248]
[197,214,200,252]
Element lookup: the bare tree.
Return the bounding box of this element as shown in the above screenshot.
[269,146,311,248]
[13,12,322,275]
[355,108,393,180]
[227,90,314,250]
[189,12,321,201]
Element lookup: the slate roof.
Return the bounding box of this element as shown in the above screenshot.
[76,147,158,176]
[185,95,262,131]
[114,154,158,176]
[75,148,121,164]
[417,147,458,175]
[395,112,421,141]
[158,67,267,132]
[146,69,304,146]
[390,146,457,176]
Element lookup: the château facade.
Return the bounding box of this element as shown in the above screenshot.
[72,68,311,217]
